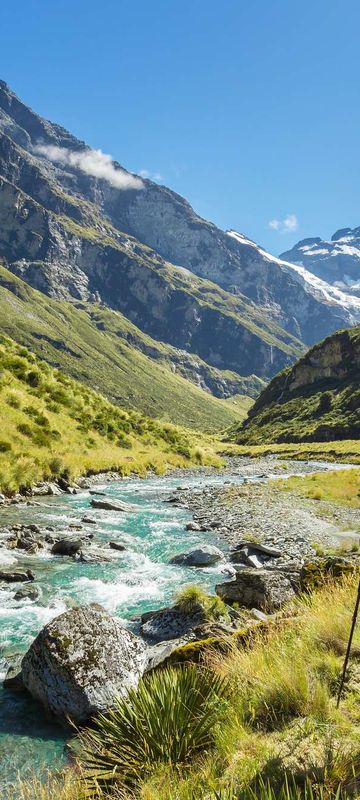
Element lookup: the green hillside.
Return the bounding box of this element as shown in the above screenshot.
[230,326,360,444]
[0,265,253,432]
[0,335,221,493]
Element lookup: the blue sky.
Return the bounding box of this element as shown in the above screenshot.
[2,0,359,254]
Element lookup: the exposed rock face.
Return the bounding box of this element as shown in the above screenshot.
[21,604,148,722]
[281,227,360,296]
[234,326,360,444]
[169,545,224,567]
[1,79,359,393]
[216,568,295,611]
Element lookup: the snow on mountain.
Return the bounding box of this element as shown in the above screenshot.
[280,227,360,297]
[227,230,360,318]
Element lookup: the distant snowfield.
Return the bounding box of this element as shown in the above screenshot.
[226,229,360,317]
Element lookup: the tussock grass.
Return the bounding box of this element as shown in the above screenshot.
[174,585,230,621]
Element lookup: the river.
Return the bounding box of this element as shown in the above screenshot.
[0,460,353,790]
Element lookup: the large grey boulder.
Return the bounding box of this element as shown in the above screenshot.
[216,568,295,612]
[22,604,147,723]
[169,545,224,567]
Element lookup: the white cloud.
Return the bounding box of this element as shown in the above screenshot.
[34,144,143,190]
[268,213,298,233]
[139,168,163,183]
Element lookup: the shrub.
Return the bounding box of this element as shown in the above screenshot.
[26,369,42,387]
[80,666,229,793]
[0,440,12,453]
[318,392,333,414]
[6,393,21,408]
[17,422,33,438]
[48,457,63,476]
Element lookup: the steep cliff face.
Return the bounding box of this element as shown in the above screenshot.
[281,227,360,296]
[0,79,359,390]
[231,327,360,443]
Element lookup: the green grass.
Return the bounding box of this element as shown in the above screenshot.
[230,327,360,445]
[0,264,252,433]
[221,439,360,465]
[0,335,221,493]
[273,468,360,509]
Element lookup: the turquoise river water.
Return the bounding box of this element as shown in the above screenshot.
[0,469,254,791]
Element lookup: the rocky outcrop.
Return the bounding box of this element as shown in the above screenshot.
[21,604,148,723]
[216,568,295,611]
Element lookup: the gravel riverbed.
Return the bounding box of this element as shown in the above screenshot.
[168,456,360,568]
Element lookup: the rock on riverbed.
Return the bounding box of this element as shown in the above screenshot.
[90,498,137,512]
[216,568,295,612]
[169,545,224,567]
[21,604,148,723]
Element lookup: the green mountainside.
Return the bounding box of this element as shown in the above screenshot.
[0,265,254,432]
[230,326,360,444]
[0,335,220,493]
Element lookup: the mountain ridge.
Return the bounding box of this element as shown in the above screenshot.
[281,226,360,297]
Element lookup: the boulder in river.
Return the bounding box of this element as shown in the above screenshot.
[0,569,34,583]
[21,604,148,723]
[90,498,137,512]
[216,568,295,612]
[170,545,224,567]
[109,541,126,551]
[14,585,41,601]
[51,538,82,556]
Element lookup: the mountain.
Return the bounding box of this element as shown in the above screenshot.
[230,326,360,444]
[281,227,360,297]
[0,80,359,412]
[0,334,221,493]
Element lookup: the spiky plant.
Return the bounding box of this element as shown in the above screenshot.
[213,778,347,799]
[79,665,229,796]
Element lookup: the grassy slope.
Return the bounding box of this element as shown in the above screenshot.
[0,335,221,493]
[0,265,252,432]
[230,327,360,445]
[222,440,360,464]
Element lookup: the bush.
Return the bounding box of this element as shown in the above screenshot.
[0,440,12,453]
[318,391,333,414]
[17,422,33,438]
[80,666,229,793]
[6,393,21,409]
[26,369,42,387]
[48,457,63,476]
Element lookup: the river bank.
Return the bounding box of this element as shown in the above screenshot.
[0,456,358,791]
